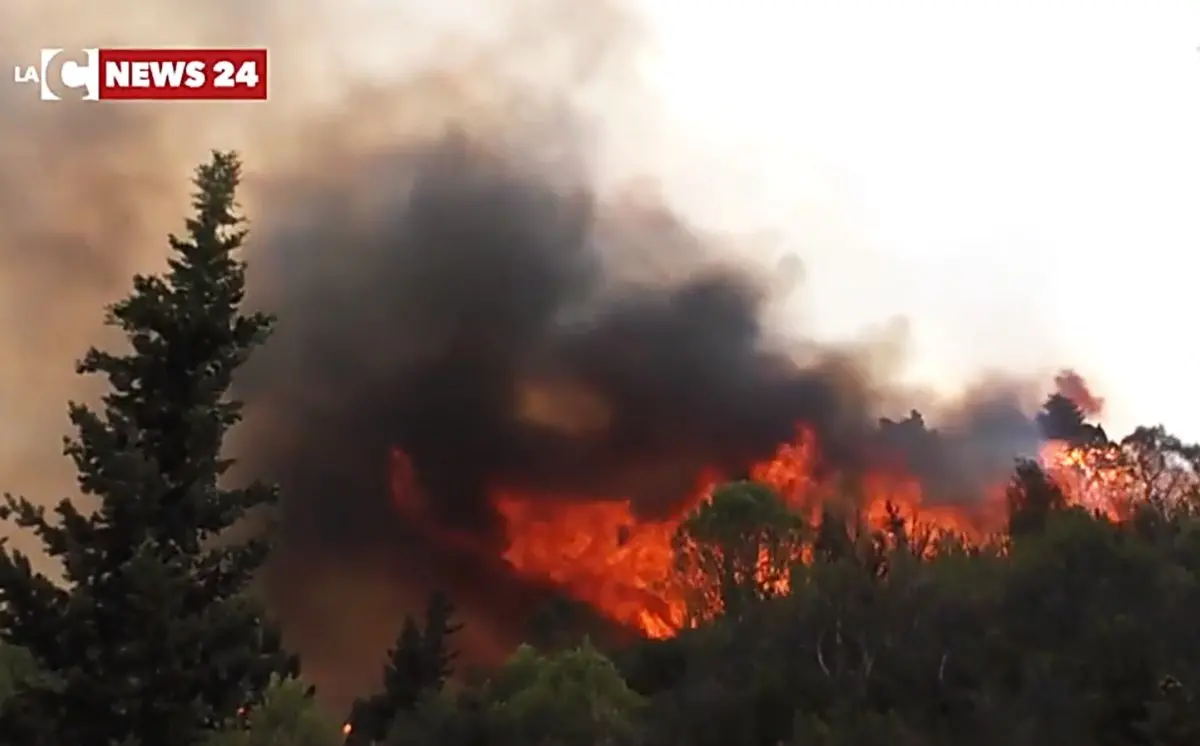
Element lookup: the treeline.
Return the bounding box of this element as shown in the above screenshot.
[3,153,1200,746]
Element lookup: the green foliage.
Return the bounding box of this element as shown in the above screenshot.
[373,415,1200,746]
[384,690,475,746]
[484,640,645,746]
[0,643,34,704]
[790,706,929,746]
[673,480,806,624]
[612,431,1200,746]
[379,641,644,746]
[207,676,342,746]
[1133,675,1200,745]
[0,152,295,746]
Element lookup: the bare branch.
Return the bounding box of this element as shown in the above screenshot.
[816,629,830,677]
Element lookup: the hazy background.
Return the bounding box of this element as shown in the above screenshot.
[635,0,1200,441]
[3,0,1200,705]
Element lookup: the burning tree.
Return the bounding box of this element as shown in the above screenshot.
[1006,460,1069,538]
[672,481,806,626]
[0,152,295,745]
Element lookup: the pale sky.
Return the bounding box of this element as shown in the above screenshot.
[613,0,1200,440]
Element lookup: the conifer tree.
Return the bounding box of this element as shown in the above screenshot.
[347,592,462,744]
[421,591,463,691]
[1036,393,1090,443]
[0,152,295,746]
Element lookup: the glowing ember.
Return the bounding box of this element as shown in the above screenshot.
[1039,440,1134,521]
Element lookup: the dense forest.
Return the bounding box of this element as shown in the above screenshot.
[2,152,1199,745]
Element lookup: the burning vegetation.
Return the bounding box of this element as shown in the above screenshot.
[4,1,1198,740]
[237,132,1198,690]
[6,147,1200,746]
[389,396,1166,641]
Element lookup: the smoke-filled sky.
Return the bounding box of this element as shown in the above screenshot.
[4,0,1200,707]
[5,0,1200,482]
[637,0,1200,440]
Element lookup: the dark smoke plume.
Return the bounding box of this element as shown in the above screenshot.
[0,0,655,704]
[1,0,1090,709]
[239,114,1066,706]
[242,131,886,538]
[238,129,893,704]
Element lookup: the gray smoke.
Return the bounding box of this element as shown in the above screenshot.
[0,0,1068,709]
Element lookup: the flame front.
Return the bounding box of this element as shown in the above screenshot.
[392,427,1139,639]
[495,495,687,637]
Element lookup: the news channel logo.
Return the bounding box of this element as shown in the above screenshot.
[12,48,99,100]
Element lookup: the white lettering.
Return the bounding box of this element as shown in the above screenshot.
[149,61,186,87]
[184,60,205,87]
[105,60,209,88]
[212,60,260,88]
[212,60,234,87]
[233,60,259,88]
[104,60,129,88]
[131,62,150,87]
[13,65,39,84]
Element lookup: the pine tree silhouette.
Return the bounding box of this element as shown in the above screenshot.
[0,152,295,746]
[347,591,462,744]
[422,591,463,691]
[1037,394,1103,444]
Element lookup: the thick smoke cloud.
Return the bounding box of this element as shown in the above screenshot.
[242,131,885,537]
[238,94,1055,706]
[238,128,894,704]
[0,0,1084,708]
[0,0,653,701]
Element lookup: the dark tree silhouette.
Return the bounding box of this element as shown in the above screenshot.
[348,592,463,744]
[1037,393,1106,445]
[0,152,295,746]
[421,591,463,691]
[1038,394,1089,441]
[1006,459,1069,537]
[813,504,857,564]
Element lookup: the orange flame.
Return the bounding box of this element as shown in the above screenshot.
[391,427,1137,638]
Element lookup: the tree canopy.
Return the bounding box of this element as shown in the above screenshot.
[0,152,294,746]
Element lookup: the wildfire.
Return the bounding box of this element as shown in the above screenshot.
[391,427,1141,640]
[1039,440,1134,521]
